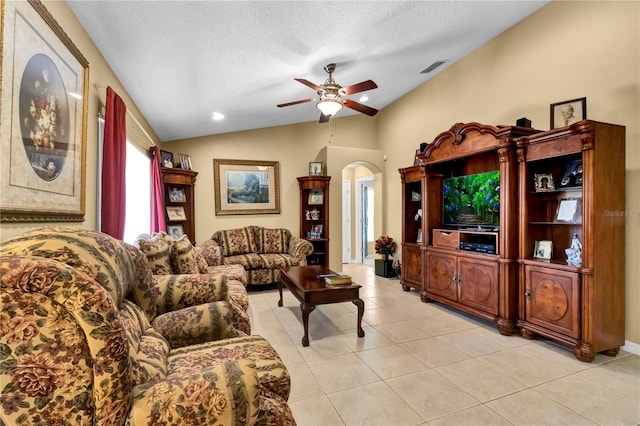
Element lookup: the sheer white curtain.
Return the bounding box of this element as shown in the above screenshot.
[123,142,150,243]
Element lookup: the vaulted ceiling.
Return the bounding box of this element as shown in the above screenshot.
[68,1,548,142]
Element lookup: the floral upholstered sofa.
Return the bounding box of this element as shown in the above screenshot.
[0,227,296,425]
[203,226,313,286]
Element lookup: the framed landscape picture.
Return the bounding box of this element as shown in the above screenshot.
[1,0,89,222]
[213,158,280,215]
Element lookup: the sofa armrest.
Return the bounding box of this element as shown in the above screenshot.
[128,359,260,425]
[289,237,314,262]
[151,301,243,348]
[197,240,223,266]
[151,274,228,315]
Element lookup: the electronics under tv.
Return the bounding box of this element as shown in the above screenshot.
[443,170,500,229]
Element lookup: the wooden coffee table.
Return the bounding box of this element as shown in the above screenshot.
[279,265,365,346]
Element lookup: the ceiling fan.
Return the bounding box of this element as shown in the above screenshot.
[277,63,378,123]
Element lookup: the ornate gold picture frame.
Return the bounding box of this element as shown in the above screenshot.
[1,0,89,222]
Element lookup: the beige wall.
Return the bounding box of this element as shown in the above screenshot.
[1,1,638,346]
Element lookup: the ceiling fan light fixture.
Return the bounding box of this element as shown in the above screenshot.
[317,99,342,116]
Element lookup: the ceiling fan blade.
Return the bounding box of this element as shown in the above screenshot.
[277,98,315,108]
[343,98,378,116]
[295,78,322,92]
[319,113,330,123]
[340,80,378,95]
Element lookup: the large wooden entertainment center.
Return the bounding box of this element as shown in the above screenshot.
[399,120,626,361]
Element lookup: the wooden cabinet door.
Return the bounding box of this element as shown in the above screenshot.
[525,265,580,339]
[457,256,499,315]
[426,251,457,300]
[403,244,422,287]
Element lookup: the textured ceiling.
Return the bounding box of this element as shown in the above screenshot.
[67,1,548,142]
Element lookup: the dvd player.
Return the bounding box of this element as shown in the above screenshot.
[459,242,496,254]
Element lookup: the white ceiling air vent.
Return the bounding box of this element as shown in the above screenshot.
[420,60,446,74]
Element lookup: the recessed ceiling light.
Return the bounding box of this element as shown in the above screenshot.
[359,95,369,103]
[212,112,225,120]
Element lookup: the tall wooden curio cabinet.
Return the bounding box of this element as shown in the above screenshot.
[161,167,198,243]
[516,120,625,362]
[399,164,426,297]
[297,176,331,266]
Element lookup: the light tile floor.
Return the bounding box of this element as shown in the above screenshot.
[248,264,640,426]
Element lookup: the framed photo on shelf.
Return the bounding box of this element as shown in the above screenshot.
[559,160,583,187]
[308,189,324,205]
[550,97,586,129]
[179,154,192,170]
[167,224,184,238]
[213,158,280,215]
[160,150,174,168]
[166,206,187,221]
[309,162,322,176]
[534,240,553,260]
[555,198,579,222]
[309,224,323,239]
[534,173,555,192]
[168,186,186,202]
[1,0,89,223]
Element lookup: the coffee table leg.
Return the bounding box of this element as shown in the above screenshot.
[301,303,316,346]
[353,298,365,338]
[278,280,284,307]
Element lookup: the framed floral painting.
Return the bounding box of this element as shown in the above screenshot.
[1,0,89,222]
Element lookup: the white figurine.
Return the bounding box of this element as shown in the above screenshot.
[565,233,582,266]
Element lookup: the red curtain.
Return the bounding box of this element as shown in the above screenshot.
[149,146,166,232]
[101,87,127,238]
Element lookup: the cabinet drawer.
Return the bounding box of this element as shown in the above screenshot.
[432,229,459,250]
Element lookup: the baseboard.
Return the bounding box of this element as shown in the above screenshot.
[623,340,640,356]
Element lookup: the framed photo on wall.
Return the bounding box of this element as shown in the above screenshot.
[550,97,586,129]
[213,158,280,215]
[1,0,89,222]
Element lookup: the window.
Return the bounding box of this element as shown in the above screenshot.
[123,141,150,243]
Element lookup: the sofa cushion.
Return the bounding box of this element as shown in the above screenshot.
[258,253,303,269]
[196,240,222,267]
[256,228,290,254]
[169,235,200,274]
[212,227,257,256]
[223,253,264,269]
[137,233,173,275]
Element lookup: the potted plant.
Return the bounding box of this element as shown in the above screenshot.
[374,235,397,277]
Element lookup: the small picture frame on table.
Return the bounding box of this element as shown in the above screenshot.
[550,97,586,129]
[167,224,184,239]
[309,162,323,176]
[534,240,553,260]
[534,173,555,192]
[308,189,324,205]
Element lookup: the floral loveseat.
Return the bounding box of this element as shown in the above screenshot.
[0,227,295,425]
[203,226,313,286]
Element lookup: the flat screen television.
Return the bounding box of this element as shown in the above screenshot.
[443,170,500,229]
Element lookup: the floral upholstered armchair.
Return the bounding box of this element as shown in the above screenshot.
[0,227,296,425]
